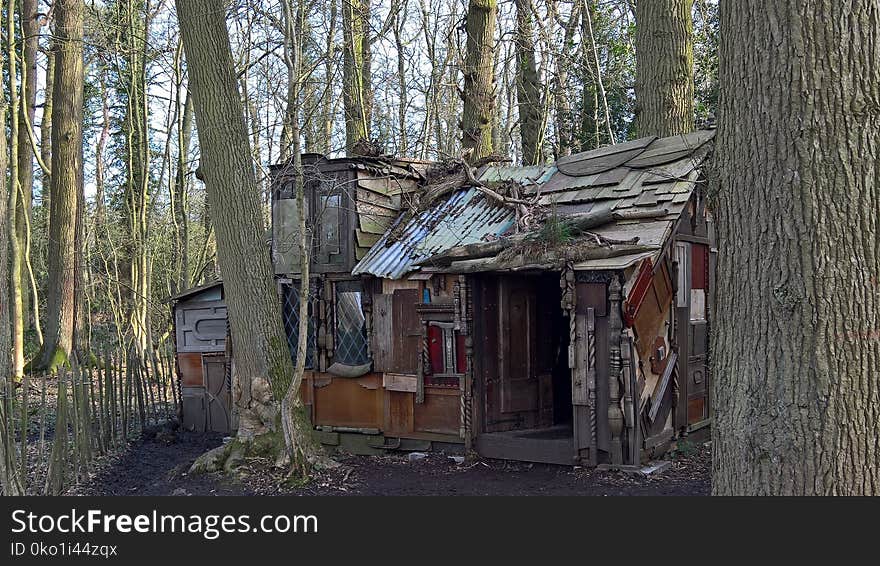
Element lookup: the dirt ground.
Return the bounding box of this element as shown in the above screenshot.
[74,427,711,496]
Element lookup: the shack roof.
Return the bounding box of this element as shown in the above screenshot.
[352,130,714,278]
[168,279,223,303]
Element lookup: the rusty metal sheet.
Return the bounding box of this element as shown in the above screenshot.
[178,353,204,387]
[352,188,516,279]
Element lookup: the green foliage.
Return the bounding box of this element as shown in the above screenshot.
[671,439,698,459]
[693,0,720,122]
[536,211,573,246]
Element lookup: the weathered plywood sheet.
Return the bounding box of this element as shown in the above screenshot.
[272,198,302,274]
[413,389,460,436]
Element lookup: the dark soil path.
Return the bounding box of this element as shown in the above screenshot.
[76,428,710,496]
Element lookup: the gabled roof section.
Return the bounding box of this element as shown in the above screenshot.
[168,279,223,303]
[352,130,715,278]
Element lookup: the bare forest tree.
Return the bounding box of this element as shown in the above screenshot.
[342,0,373,153]
[38,0,84,371]
[461,0,497,161]
[514,0,544,164]
[176,0,319,474]
[634,0,694,137]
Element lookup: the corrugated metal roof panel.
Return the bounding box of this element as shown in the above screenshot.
[352,188,515,279]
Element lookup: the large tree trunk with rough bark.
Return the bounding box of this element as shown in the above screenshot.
[38,0,84,371]
[514,0,543,164]
[176,0,299,443]
[461,0,497,161]
[712,0,880,495]
[634,0,694,137]
[342,0,372,153]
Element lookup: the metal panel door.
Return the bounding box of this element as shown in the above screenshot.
[203,355,231,433]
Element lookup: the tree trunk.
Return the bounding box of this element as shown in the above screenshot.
[393,2,408,155]
[461,0,497,161]
[712,0,880,495]
[7,0,25,379]
[17,0,39,333]
[634,0,694,137]
[117,0,151,356]
[1,67,10,384]
[176,0,298,440]
[581,0,614,146]
[342,0,372,153]
[514,0,542,164]
[40,50,54,209]
[550,0,580,157]
[39,0,83,371]
[278,0,323,476]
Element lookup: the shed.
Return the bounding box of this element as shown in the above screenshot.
[173,133,715,468]
[352,130,715,467]
[170,280,233,434]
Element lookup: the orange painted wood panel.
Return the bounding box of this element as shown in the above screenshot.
[178,353,204,387]
[413,388,460,436]
[313,373,383,429]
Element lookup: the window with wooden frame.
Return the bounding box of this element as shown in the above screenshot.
[333,280,370,366]
[425,322,466,388]
[280,281,316,369]
[416,302,465,389]
[312,179,347,268]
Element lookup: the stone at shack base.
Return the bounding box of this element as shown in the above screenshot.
[635,461,672,476]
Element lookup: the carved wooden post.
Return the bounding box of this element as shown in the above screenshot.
[457,275,474,449]
[621,334,639,465]
[586,308,598,466]
[416,319,427,404]
[607,276,625,465]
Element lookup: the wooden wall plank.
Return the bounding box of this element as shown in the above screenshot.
[391,289,422,374]
[371,294,393,372]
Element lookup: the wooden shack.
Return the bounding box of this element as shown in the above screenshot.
[170,281,233,434]
[348,130,715,466]
[173,132,715,467]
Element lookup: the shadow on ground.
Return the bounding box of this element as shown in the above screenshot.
[75,427,710,496]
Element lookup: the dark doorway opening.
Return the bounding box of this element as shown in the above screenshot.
[476,272,575,465]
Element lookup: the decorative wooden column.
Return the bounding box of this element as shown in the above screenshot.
[456,275,474,451]
[607,276,625,465]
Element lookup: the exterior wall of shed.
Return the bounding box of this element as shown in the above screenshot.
[291,274,464,449]
[173,288,232,434]
[671,192,714,433]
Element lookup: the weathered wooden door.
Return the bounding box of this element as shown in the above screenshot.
[486,277,539,431]
[203,354,231,433]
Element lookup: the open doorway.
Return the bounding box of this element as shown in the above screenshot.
[475,273,574,465]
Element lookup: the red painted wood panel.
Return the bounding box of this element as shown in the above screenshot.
[691,244,709,289]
